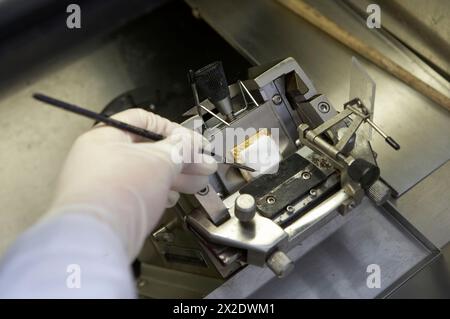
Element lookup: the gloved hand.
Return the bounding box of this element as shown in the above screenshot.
[44,108,217,259]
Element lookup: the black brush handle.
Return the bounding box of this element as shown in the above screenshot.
[33,93,164,141]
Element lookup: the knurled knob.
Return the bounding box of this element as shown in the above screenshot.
[267,250,294,278]
[366,179,391,206]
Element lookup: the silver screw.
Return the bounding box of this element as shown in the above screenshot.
[301,171,311,180]
[272,94,283,105]
[197,186,209,196]
[318,102,330,113]
[286,205,295,213]
[309,189,317,197]
[266,196,276,204]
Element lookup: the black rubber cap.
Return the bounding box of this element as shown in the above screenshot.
[385,136,400,150]
[194,61,229,102]
[348,159,380,189]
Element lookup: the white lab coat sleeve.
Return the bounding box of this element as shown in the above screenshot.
[0,214,136,298]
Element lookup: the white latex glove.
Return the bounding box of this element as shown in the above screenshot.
[45,108,217,259]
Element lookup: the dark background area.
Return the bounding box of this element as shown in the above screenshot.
[107,1,251,122]
[0,0,251,122]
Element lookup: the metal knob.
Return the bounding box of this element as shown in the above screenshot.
[348,158,380,190]
[366,179,391,206]
[234,194,256,222]
[267,250,294,278]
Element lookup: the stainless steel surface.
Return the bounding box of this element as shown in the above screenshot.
[239,81,259,107]
[187,205,288,266]
[186,0,450,196]
[207,199,434,298]
[388,242,450,299]
[344,0,450,78]
[396,160,450,249]
[199,103,230,126]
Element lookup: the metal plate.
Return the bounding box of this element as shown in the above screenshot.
[186,0,450,195]
[344,0,450,79]
[207,199,436,298]
[241,153,327,217]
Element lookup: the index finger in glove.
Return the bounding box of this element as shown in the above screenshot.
[181,153,218,176]
[164,130,217,175]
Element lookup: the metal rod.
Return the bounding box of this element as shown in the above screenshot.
[199,104,230,126]
[189,70,204,124]
[278,0,450,111]
[366,118,400,150]
[239,81,259,107]
[285,189,349,241]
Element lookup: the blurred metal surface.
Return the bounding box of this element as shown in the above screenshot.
[388,242,450,299]
[344,0,449,79]
[396,160,450,249]
[207,199,436,298]
[186,0,450,196]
